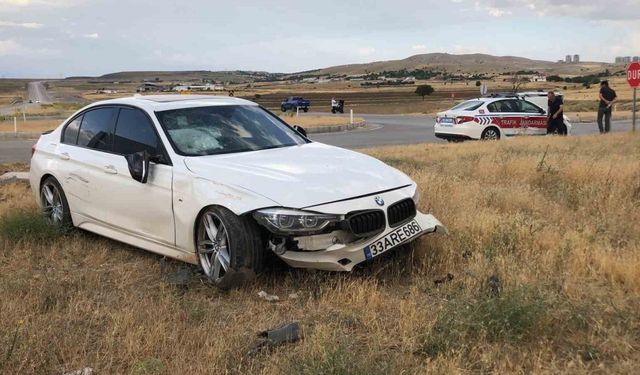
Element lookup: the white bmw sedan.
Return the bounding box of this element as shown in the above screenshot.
[30,95,445,287]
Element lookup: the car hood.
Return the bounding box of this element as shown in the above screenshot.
[183,142,413,209]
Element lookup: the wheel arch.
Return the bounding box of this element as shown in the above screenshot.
[481,126,502,139]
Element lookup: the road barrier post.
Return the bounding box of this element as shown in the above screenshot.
[296,106,299,117]
[22,107,26,122]
[633,88,637,133]
[14,116,17,133]
[350,109,353,125]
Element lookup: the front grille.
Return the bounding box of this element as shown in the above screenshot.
[387,198,417,227]
[347,210,385,237]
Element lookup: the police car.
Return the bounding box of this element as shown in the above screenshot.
[434,94,572,141]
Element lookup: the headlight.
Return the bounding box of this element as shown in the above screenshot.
[253,208,341,235]
[412,187,421,205]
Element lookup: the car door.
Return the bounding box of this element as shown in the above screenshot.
[486,99,522,136]
[517,100,548,135]
[105,106,175,246]
[56,107,119,225]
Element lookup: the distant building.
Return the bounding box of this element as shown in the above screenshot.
[136,82,165,92]
[565,55,572,63]
[634,56,640,62]
[172,83,224,92]
[557,59,564,63]
[573,54,580,63]
[530,75,547,82]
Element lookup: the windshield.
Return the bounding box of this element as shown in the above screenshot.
[450,100,484,111]
[155,105,307,156]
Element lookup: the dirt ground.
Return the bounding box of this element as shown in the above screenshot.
[1,133,639,374]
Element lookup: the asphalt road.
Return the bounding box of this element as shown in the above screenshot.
[0,81,51,116]
[27,81,53,104]
[1,115,634,164]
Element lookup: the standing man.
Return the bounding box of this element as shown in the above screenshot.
[547,91,566,135]
[598,80,617,134]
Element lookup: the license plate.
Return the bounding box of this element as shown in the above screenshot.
[439,117,454,124]
[363,220,422,260]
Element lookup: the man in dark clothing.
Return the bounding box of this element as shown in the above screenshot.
[547,91,566,135]
[598,81,617,133]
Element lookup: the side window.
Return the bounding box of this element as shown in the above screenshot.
[518,100,544,114]
[77,108,117,151]
[62,115,82,144]
[487,100,507,113]
[113,108,160,157]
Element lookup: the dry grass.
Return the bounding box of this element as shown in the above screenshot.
[1,133,640,374]
[0,119,62,133]
[279,115,364,128]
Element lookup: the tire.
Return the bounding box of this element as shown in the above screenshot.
[196,206,265,289]
[481,127,500,140]
[302,108,308,113]
[40,176,73,228]
[281,106,287,112]
[331,109,336,114]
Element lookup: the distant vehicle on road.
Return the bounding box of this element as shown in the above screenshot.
[331,99,345,114]
[435,97,572,141]
[35,100,40,104]
[28,100,33,103]
[281,97,310,112]
[29,95,444,288]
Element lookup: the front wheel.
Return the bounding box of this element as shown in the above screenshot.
[281,106,287,112]
[196,206,265,289]
[481,127,500,140]
[302,108,308,113]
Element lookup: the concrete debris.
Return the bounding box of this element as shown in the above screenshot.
[258,290,279,302]
[0,172,29,185]
[62,367,94,375]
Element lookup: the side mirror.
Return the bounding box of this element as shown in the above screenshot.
[293,125,307,137]
[125,150,150,183]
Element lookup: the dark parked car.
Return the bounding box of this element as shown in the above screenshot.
[281,97,310,112]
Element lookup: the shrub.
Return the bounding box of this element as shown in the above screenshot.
[0,209,64,242]
[415,85,434,100]
[419,288,546,357]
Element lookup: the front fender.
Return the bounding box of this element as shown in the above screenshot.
[172,170,280,253]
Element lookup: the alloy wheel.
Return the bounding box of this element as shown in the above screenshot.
[197,211,231,283]
[41,182,64,224]
[483,129,499,140]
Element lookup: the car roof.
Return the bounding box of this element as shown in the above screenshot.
[84,95,258,112]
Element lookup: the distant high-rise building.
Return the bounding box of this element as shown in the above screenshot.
[633,56,640,62]
[573,54,580,63]
[565,55,572,63]
[615,57,623,63]
[624,56,632,63]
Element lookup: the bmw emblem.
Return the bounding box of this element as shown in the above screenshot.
[374,196,385,206]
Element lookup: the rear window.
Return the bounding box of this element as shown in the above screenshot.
[77,107,117,152]
[450,100,484,111]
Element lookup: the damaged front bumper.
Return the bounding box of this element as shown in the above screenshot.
[276,211,446,271]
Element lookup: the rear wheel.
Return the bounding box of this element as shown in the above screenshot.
[281,106,287,112]
[196,206,265,289]
[302,108,308,113]
[40,177,72,228]
[481,127,500,140]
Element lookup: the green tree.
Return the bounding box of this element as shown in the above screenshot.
[415,85,434,100]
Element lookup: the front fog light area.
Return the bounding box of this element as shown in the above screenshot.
[253,208,341,235]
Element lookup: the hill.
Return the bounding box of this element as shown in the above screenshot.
[305,53,616,76]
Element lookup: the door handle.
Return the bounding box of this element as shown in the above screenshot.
[103,165,117,174]
[58,152,70,160]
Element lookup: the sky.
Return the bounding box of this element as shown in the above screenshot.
[0,0,639,78]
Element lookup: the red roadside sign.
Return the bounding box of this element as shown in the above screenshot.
[628,62,640,88]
